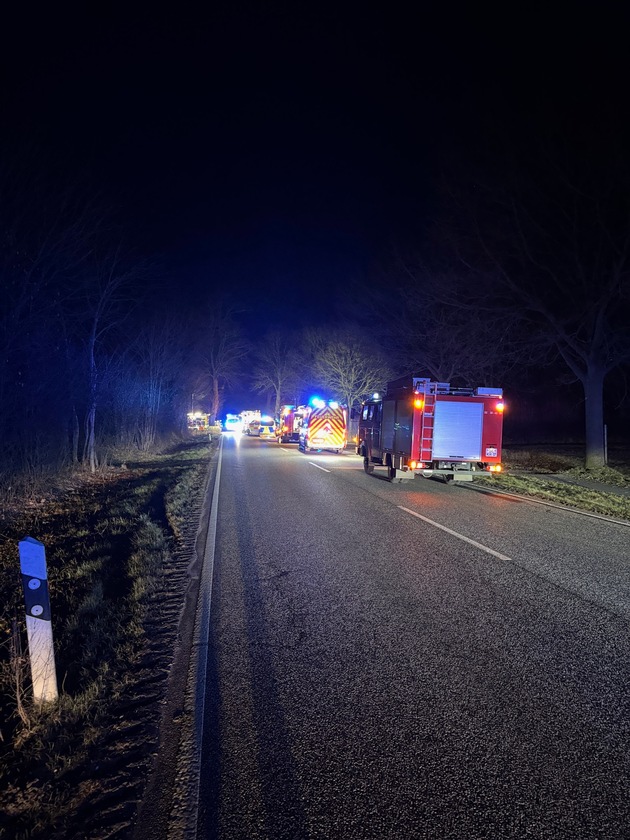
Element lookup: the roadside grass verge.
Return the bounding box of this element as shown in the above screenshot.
[475,473,630,520]
[476,445,630,520]
[0,438,213,838]
[502,444,630,478]
[564,465,630,488]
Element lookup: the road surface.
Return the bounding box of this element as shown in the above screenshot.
[195,433,630,839]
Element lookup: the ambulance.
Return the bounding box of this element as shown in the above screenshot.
[298,399,347,454]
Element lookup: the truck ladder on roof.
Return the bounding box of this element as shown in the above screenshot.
[420,396,435,461]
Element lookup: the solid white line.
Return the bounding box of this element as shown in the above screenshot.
[309,461,331,472]
[189,436,224,837]
[398,505,513,562]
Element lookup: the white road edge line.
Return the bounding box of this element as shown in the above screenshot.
[398,505,513,562]
[189,435,223,837]
[309,461,331,472]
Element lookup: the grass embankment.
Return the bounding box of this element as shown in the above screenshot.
[0,438,213,838]
[475,446,630,521]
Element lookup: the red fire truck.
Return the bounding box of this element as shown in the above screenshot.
[357,376,505,482]
[298,399,348,454]
[276,405,308,444]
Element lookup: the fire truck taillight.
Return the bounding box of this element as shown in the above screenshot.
[496,402,505,412]
[414,398,424,410]
[487,464,502,472]
[410,460,417,470]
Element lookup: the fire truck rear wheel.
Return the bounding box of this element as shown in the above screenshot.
[363,457,374,474]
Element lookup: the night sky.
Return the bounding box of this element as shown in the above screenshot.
[2,5,628,337]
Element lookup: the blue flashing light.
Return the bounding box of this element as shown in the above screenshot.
[328,401,339,409]
[309,396,325,408]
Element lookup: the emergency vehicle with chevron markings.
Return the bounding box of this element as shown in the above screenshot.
[298,399,348,454]
[357,376,504,482]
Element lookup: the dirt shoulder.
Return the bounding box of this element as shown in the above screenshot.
[0,439,215,840]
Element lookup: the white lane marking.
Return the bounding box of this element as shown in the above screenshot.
[309,462,331,472]
[398,505,513,562]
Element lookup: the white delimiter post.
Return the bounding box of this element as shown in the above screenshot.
[18,536,58,704]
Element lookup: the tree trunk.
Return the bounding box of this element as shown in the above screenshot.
[583,365,606,469]
[211,376,220,423]
[85,336,98,474]
[85,404,97,473]
[71,406,80,463]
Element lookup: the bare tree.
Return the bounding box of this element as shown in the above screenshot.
[109,314,186,451]
[0,166,102,474]
[447,154,630,468]
[80,251,139,472]
[195,305,250,421]
[384,266,527,386]
[251,331,302,417]
[306,328,393,414]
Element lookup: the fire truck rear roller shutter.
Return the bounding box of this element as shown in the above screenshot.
[432,401,483,461]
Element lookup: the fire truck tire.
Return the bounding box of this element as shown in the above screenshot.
[363,457,374,474]
[387,465,397,481]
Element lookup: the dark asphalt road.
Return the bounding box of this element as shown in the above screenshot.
[197,434,630,839]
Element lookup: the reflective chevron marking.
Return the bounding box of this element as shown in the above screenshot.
[307,408,346,447]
